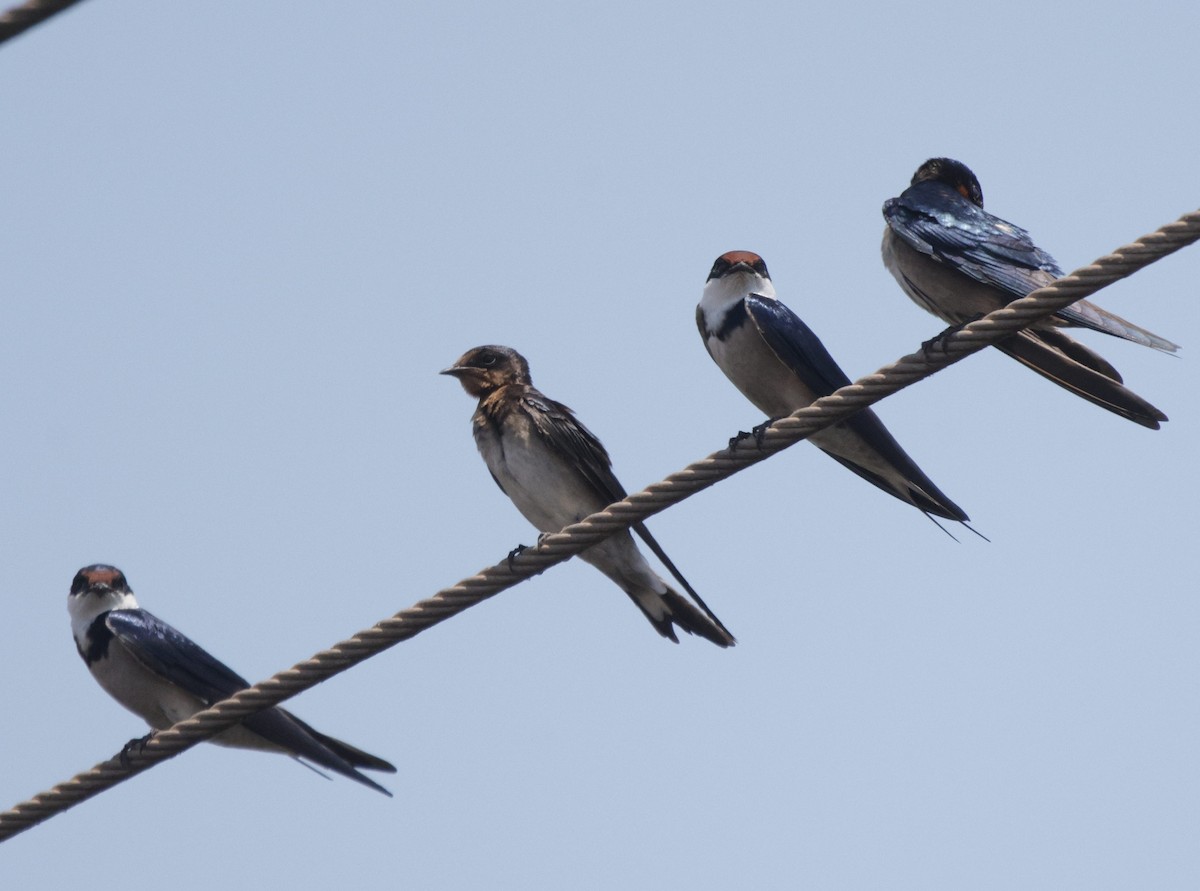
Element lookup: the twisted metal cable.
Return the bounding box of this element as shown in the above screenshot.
[0,0,88,44]
[1,209,1195,843]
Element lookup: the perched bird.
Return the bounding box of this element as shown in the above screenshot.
[69,564,396,795]
[882,157,1177,429]
[697,251,970,526]
[442,345,734,647]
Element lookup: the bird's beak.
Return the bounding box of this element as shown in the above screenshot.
[440,365,467,378]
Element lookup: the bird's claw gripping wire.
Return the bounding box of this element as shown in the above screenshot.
[728,418,781,452]
[506,544,530,571]
[118,732,154,768]
[751,418,780,449]
[922,315,985,358]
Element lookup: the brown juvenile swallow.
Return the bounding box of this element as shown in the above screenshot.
[443,345,734,647]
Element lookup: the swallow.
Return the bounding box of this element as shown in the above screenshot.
[442,345,734,647]
[697,251,971,527]
[882,157,1177,429]
[68,564,396,795]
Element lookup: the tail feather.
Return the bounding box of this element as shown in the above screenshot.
[996,330,1167,429]
[306,726,398,775]
[632,521,735,645]
[582,536,734,647]
[270,709,396,796]
[1058,299,1180,354]
[822,449,970,523]
[1033,326,1124,381]
[816,410,971,525]
[624,585,736,648]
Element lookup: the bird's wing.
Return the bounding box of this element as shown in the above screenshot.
[521,392,724,622]
[107,609,394,793]
[744,295,969,522]
[742,294,855,394]
[883,183,1062,298]
[522,392,628,505]
[105,608,250,704]
[885,185,1179,351]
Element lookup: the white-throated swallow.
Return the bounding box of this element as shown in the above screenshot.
[442,345,735,647]
[882,157,1177,428]
[697,251,971,527]
[69,564,396,795]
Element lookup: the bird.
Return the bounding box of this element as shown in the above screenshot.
[68,564,396,796]
[697,250,971,527]
[882,157,1177,429]
[442,344,735,647]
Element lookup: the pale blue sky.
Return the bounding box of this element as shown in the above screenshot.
[2,2,1197,888]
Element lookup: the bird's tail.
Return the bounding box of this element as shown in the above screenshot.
[262,709,397,796]
[622,582,736,648]
[1058,300,1180,354]
[581,536,735,647]
[815,414,971,524]
[630,522,735,647]
[305,726,399,775]
[997,330,1167,429]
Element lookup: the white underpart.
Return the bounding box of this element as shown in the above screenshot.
[69,586,286,751]
[699,270,818,418]
[698,267,934,499]
[68,586,139,644]
[697,268,776,333]
[473,413,671,617]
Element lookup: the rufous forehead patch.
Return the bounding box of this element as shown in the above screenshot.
[719,250,763,265]
[83,567,123,586]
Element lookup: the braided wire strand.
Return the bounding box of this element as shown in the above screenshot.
[0,0,88,44]
[1,209,1195,842]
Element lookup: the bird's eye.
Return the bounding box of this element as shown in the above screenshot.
[479,354,497,367]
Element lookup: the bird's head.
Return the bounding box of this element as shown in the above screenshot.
[910,157,984,206]
[441,345,532,398]
[68,564,138,630]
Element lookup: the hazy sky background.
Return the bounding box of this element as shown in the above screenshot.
[2,2,1197,888]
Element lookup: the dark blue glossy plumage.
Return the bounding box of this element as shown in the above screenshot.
[743,295,969,523]
[743,294,853,392]
[884,181,1063,298]
[106,609,253,702]
[881,158,1175,428]
[884,163,1179,346]
[104,608,396,794]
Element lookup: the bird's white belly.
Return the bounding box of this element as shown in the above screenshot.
[881,228,1009,323]
[91,642,207,730]
[706,325,820,419]
[92,639,284,752]
[475,425,601,534]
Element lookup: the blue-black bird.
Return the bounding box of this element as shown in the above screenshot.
[69,564,396,795]
[882,157,1177,428]
[698,251,971,527]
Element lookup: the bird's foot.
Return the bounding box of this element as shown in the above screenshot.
[751,417,782,449]
[119,732,154,768]
[921,327,957,357]
[921,316,983,358]
[729,419,780,451]
[506,544,530,571]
